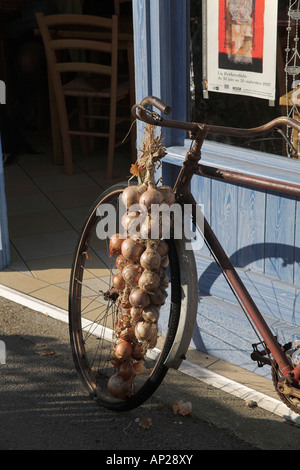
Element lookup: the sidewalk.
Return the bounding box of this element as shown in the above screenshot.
[1,131,300,428]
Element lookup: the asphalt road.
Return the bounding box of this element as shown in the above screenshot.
[0,296,299,453]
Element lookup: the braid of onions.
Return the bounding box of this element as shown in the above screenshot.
[107,124,176,401]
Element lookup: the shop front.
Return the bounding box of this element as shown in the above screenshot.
[132,0,300,378]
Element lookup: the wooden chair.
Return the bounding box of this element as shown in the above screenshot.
[114,0,132,16]
[36,12,134,178]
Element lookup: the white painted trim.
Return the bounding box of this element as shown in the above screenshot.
[165,140,300,186]
[180,360,300,427]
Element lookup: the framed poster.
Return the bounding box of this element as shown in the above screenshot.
[203,0,278,101]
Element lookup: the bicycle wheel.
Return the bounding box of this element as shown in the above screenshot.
[69,182,182,411]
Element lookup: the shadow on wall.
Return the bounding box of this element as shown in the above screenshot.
[192,242,300,357]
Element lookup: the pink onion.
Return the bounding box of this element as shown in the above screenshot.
[114,339,133,361]
[129,288,150,308]
[138,270,161,293]
[130,307,143,324]
[107,374,134,400]
[132,343,145,360]
[112,272,125,291]
[151,287,167,306]
[117,359,136,380]
[142,305,160,323]
[121,185,140,209]
[119,326,135,342]
[158,186,176,205]
[135,321,158,342]
[139,187,164,210]
[122,264,142,287]
[109,234,125,257]
[156,240,169,258]
[116,255,127,272]
[140,249,161,271]
[121,238,145,261]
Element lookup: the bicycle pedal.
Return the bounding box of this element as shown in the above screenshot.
[251,342,272,367]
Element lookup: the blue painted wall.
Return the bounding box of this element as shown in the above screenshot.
[132,0,300,378]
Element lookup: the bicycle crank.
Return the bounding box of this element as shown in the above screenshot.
[276,378,300,400]
[272,366,300,414]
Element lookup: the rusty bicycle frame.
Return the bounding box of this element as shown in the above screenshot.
[133,95,300,398]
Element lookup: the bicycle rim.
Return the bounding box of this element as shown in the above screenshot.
[69,182,181,411]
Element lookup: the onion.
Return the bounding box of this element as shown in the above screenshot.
[140,214,161,240]
[114,339,133,361]
[117,314,131,330]
[117,359,136,380]
[139,187,163,210]
[142,305,160,323]
[156,240,169,258]
[129,288,150,308]
[121,212,137,231]
[140,249,161,271]
[151,287,167,306]
[138,270,161,293]
[158,186,176,205]
[121,185,140,209]
[109,234,124,257]
[135,321,158,342]
[121,238,145,261]
[119,326,135,342]
[113,272,125,291]
[107,373,133,400]
[146,332,158,349]
[122,264,142,287]
[132,343,145,360]
[116,255,127,272]
[130,307,143,324]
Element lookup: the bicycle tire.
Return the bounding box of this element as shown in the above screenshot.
[69,182,182,411]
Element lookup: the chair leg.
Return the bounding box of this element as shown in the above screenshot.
[78,97,89,158]
[130,119,137,163]
[127,40,137,163]
[58,96,73,175]
[87,97,95,155]
[107,100,117,179]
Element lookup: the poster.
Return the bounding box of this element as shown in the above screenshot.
[204,0,278,101]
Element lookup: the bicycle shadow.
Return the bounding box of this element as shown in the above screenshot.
[192,242,300,351]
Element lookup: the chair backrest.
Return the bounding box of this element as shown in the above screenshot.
[36,13,119,101]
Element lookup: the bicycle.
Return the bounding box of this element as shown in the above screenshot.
[69,95,300,413]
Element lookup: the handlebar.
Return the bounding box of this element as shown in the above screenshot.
[132,96,300,144]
